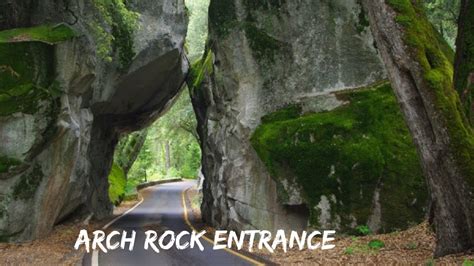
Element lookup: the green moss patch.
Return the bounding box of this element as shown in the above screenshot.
[368,239,385,250]
[243,23,283,62]
[242,0,285,10]
[108,162,126,206]
[12,164,43,200]
[0,24,75,45]
[387,0,474,190]
[0,41,61,116]
[188,50,213,91]
[356,4,370,34]
[207,0,285,62]
[241,0,286,62]
[0,156,21,174]
[89,0,139,70]
[251,83,427,232]
[208,0,238,38]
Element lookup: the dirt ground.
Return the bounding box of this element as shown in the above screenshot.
[185,188,474,265]
[0,197,140,265]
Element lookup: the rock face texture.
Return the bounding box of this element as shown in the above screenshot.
[0,0,187,241]
[191,0,426,233]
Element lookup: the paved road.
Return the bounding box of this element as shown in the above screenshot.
[85,181,258,266]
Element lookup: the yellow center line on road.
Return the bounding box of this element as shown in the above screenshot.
[181,187,265,266]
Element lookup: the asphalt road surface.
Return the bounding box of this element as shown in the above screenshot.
[84,181,260,266]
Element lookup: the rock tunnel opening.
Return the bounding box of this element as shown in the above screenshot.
[97,0,313,235]
[95,0,211,225]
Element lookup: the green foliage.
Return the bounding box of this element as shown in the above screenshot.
[426,259,435,266]
[185,0,210,62]
[123,194,138,201]
[0,41,61,116]
[89,21,114,62]
[344,247,354,255]
[387,0,474,192]
[114,129,148,174]
[188,50,213,91]
[355,225,372,236]
[12,164,43,200]
[453,1,474,124]
[423,0,460,48]
[179,141,201,178]
[463,259,474,266]
[108,162,126,206]
[126,132,153,183]
[0,24,75,44]
[368,239,385,250]
[119,0,206,190]
[90,0,139,69]
[126,92,201,185]
[251,83,427,231]
[406,242,418,250]
[344,238,378,255]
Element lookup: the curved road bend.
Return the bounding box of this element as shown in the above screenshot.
[84,181,260,266]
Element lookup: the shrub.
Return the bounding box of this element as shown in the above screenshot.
[368,239,385,250]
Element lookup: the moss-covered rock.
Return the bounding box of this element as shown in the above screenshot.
[251,83,428,232]
[198,0,388,233]
[188,50,213,91]
[12,164,44,200]
[108,162,126,206]
[0,24,75,44]
[0,156,21,174]
[242,23,284,62]
[90,0,139,70]
[0,1,188,243]
[208,0,237,38]
[0,24,73,116]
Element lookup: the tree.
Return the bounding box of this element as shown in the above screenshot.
[363,0,474,257]
[126,91,202,180]
[184,0,210,63]
[114,129,149,175]
[424,0,460,47]
[454,0,474,123]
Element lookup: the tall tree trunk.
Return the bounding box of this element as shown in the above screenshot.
[115,129,148,175]
[363,0,474,257]
[454,0,474,124]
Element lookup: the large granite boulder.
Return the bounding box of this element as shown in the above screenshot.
[190,0,426,233]
[0,0,187,241]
